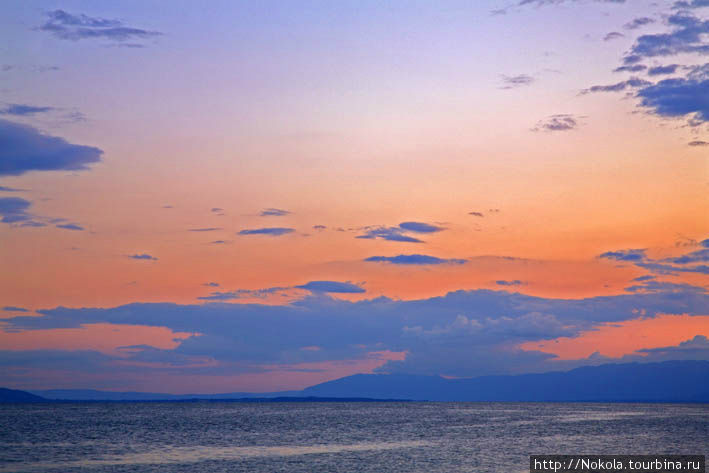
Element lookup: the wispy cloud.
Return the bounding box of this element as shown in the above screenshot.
[532,114,581,132]
[365,254,467,265]
[127,253,158,261]
[259,208,291,217]
[38,10,162,45]
[238,227,295,236]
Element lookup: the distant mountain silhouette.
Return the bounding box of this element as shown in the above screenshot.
[303,361,709,402]
[0,387,46,403]
[22,360,709,402]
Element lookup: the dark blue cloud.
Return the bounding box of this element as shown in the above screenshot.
[581,77,651,94]
[648,64,681,76]
[599,249,646,261]
[365,254,467,265]
[624,17,655,30]
[624,12,709,64]
[39,10,162,44]
[637,77,709,122]
[613,64,647,73]
[0,119,102,177]
[673,0,709,9]
[600,243,709,275]
[259,208,291,217]
[2,306,28,312]
[295,281,366,293]
[0,104,54,116]
[5,282,708,378]
[127,253,158,261]
[356,227,423,243]
[496,280,525,286]
[56,223,84,231]
[398,222,444,233]
[0,197,32,223]
[238,227,295,236]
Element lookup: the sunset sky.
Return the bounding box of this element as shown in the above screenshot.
[1,0,708,393]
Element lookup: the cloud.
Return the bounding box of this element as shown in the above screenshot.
[673,0,709,9]
[0,197,32,223]
[0,186,26,192]
[624,17,655,30]
[623,12,709,65]
[532,114,580,132]
[496,280,525,286]
[494,0,626,15]
[4,282,708,378]
[636,335,709,361]
[397,222,444,233]
[604,32,625,41]
[365,254,467,265]
[313,225,327,231]
[689,140,709,146]
[210,240,229,244]
[0,104,54,116]
[127,253,158,261]
[198,286,290,301]
[2,306,28,312]
[613,64,647,73]
[238,227,295,236]
[356,227,423,243]
[295,281,366,293]
[356,222,443,242]
[0,119,102,177]
[648,64,681,76]
[468,211,484,217]
[203,282,220,287]
[56,223,84,231]
[259,208,291,217]
[38,10,162,44]
[599,249,647,261]
[600,243,709,275]
[500,74,535,89]
[187,227,222,232]
[580,77,651,94]
[636,76,709,122]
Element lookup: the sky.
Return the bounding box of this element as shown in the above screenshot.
[0,0,708,394]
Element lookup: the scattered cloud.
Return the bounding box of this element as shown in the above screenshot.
[0,119,102,177]
[604,32,625,41]
[688,140,709,146]
[613,64,647,73]
[637,75,709,123]
[469,211,484,217]
[580,77,651,94]
[496,280,525,286]
[313,225,327,231]
[188,227,222,232]
[398,222,444,233]
[259,208,291,217]
[532,114,580,132]
[356,227,423,243]
[127,253,158,261]
[0,104,54,116]
[2,306,28,312]
[295,281,366,293]
[622,12,709,65]
[500,74,535,89]
[38,10,162,45]
[202,282,220,287]
[624,17,655,30]
[238,227,295,236]
[600,242,709,275]
[0,197,32,223]
[648,64,681,76]
[365,254,467,265]
[673,0,709,10]
[56,223,84,231]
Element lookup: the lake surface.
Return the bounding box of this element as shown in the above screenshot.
[1,402,707,472]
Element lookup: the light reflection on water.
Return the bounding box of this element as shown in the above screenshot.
[1,402,707,473]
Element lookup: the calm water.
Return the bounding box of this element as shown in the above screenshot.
[1,402,707,472]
